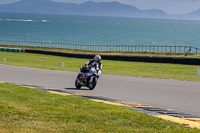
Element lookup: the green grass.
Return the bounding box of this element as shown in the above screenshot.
[0,49,200,132]
[0,83,199,132]
[0,51,200,81]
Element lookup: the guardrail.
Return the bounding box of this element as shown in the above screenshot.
[0,40,200,54]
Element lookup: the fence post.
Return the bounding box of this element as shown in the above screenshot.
[175,46,176,53]
[170,46,172,53]
[150,45,151,52]
[135,45,136,52]
[141,45,143,52]
[146,45,147,52]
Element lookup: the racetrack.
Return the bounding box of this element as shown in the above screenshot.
[0,64,200,116]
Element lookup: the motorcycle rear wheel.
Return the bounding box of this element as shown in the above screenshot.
[75,78,82,89]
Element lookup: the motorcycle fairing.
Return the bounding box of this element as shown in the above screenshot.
[83,73,92,79]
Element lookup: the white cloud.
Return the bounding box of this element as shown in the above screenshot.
[0,0,20,4]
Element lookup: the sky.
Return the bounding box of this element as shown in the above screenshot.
[0,0,200,14]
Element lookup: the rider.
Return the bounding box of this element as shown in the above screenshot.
[82,55,102,77]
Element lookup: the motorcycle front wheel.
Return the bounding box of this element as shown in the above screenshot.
[88,77,97,90]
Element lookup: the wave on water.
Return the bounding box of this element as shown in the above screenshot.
[0,18,34,22]
[0,18,49,23]
[42,20,47,22]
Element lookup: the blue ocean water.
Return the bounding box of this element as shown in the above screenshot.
[0,12,200,48]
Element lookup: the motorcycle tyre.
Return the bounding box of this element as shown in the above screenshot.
[75,78,82,89]
[88,77,97,90]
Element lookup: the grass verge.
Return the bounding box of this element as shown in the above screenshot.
[0,83,199,132]
[0,51,200,81]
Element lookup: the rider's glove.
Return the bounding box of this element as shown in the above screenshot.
[85,65,89,70]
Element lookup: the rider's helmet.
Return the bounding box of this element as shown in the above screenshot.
[94,55,101,63]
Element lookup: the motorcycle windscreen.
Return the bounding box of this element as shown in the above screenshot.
[83,73,92,79]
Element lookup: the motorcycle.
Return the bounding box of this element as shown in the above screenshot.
[75,66,98,90]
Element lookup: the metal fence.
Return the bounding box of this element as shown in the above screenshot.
[0,40,200,54]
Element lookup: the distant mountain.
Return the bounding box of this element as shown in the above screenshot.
[165,9,200,20]
[186,9,200,19]
[0,0,77,14]
[0,0,167,19]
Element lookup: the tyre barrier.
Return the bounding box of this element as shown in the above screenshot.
[0,47,24,52]
[25,49,200,65]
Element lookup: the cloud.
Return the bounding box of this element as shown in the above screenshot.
[0,0,20,4]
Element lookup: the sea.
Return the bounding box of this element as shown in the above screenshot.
[0,12,200,48]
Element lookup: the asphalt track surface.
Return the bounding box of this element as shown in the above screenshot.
[0,64,200,116]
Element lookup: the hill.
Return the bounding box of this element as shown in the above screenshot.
[0,0,167,19]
